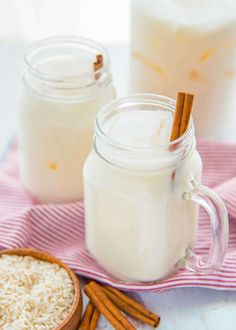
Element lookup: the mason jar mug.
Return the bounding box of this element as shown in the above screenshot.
[83,94,228,282]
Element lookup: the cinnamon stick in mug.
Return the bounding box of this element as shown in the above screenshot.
[170,92,185,142]
[94,54,103,80]
[179,93,194,136]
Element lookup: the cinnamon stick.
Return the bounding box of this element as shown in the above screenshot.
[90,308,100,330]
[80,301,94,330]
[169,92,194,181]
[104,285,160,325]
[94,54,103,80]
[101,285,160,328]
[96,54,103,65]
[84,281,135,330]
[179,93,194,136]
[170,92,186,142]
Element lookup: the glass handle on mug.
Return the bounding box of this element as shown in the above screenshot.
[183,180,229,273]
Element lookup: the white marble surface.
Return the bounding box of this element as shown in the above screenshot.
[81,287,236,330]
[1,42,236,330]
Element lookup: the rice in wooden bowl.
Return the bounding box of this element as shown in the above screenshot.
[0,248,83,330]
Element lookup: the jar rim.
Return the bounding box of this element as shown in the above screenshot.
[95,93,194,153]
[24,36,110,85]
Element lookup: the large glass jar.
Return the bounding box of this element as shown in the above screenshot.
[84,94,228,282]
[130,0,236,141]
[18,37,115,203]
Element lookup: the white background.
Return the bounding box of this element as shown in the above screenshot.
[0,0,131,43]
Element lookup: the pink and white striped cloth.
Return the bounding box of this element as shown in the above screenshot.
[0,141,236,292]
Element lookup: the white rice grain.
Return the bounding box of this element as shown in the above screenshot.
[0,255,75,330]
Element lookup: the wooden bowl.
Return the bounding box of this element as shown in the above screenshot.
[0,248,83,330]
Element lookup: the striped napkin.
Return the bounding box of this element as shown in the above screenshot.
[0,141,236,292]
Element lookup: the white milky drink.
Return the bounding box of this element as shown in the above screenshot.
[84,97,193,281]
[18,37,115,203]
[84,94,229,282]
[130,0,236,140]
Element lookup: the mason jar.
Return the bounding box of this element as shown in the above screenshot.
[83,94,228,282]
[18,36,115,203]
[129,0,236,141]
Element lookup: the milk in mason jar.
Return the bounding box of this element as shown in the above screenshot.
[130,0,236,140]
[18,37,115,203]
[84,95,202,282]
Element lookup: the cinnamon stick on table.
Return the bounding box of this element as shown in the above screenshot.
[90,307,100,330]
[84,281,135,330]
[101,284,160,328]
[80,301,94,330]
[79,301,100,330]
